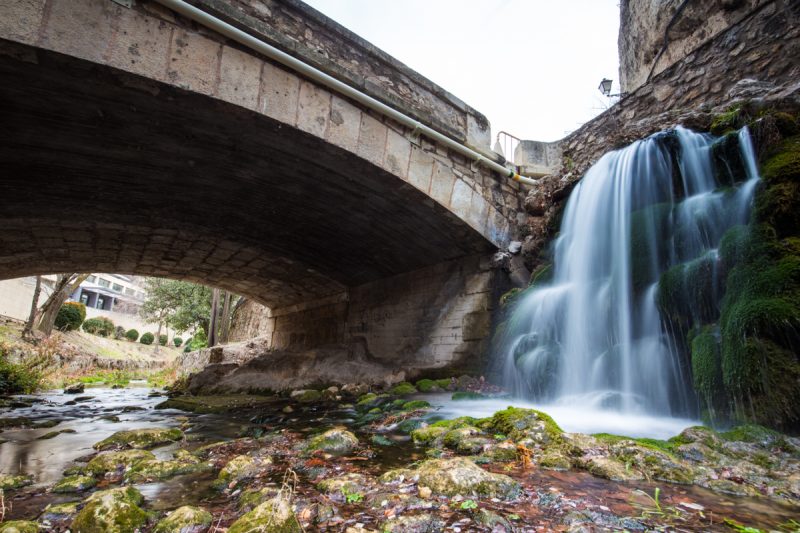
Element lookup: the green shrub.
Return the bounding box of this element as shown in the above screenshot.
[158,334,168,346]
[173,337,183,347]
[125,329,139,342]
[0,343,42,394]
[82,317,115,337]
[54,303,84,331]
[114,326,126,340]
[188,330,208,351]
[140,332,155,345]
[183,345,191,353]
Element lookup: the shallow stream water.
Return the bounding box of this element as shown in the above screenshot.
[1,387,798,530]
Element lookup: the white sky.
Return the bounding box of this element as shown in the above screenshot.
[303,0,621,143]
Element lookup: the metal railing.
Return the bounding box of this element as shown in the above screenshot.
[494,130,522,165]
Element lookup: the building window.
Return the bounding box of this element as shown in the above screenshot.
[125,288,136,296]
[80,293,89,305]
[98,278,110,288]
[97,296,105,309]
[86,275,96,283]
[112,283,123,292]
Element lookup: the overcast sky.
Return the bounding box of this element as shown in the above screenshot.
[304,0,621,143]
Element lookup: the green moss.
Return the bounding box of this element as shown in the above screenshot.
[761,135,800,184]
[401,400,431,410]
[227,497,302,533]
[630,203,673,292]
[0,474,33,491]
[153,505,212,533]
[657,252,720,327]
[53,474,97,493]
[356,393,378,407]
[93,427,183,450]
[411,425,448,445]
[389,382,417,396]
[499,287,522,308]
[305,427,359,455]
[70,486,147,533]
[0,521,39,533]
[213,455,263,489]
[710,106,744,136]
[126,454,211,483]
[591,433,678,456]
[451,391,486,400]
[529,263,553,289]
[155,395,276,413]
[720,423,781,443]
[485,407,563,444]
[690,326,727,420]
[85,449,155,475]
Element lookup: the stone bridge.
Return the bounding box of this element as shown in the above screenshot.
[0,0,529,375]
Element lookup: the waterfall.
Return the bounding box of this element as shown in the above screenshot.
[501,126,760,417]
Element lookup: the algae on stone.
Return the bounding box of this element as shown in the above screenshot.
[414,457,521,500]
[52,474,97,493]
[153,505,212,533]
[93,427,183,450]
[304,427,358,455]
[213,454,269,489]
[70,486,148,533]
[0,521,39,533]
[85,449,156,475]
[227,496,302,533]
[0,473,33,491]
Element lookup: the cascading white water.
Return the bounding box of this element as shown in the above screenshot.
[501,126,761,418]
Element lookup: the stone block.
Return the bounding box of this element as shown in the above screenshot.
[40,0,116,63]
[467,193,489,232]
[260,62,300,126]
[167,29,220,96]
[429,161,456,206]
[296,81,331,137]
[383,129,411,177]
[107,9,172,81]
[449,179,473,219]
[0,0,45,45]
[326,95,361,151]
[466,113,491,150]
[407,145,434,193]
[217,45,262,110]
[356,113,387,166]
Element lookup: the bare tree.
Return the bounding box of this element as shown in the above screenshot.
[208,288,220,347]
[22,276,42,339]
[218,291,232,345]
[36,274,90,336]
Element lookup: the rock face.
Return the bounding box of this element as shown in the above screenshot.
[414,457,521,500]
[70,486,148,533]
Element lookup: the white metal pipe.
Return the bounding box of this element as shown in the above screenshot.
[152,0,539,187]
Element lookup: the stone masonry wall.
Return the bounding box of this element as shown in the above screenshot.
[522,0,800,269]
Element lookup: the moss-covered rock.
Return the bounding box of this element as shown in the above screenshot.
[389,382,417,396]
[414,457,521,500]
[415,378,451,392]
[710,106,744,136]
[485,407,563,445]
[238,487,280,512]
[410,425,448,446]
[126,453,211,483]
[93,427,183,450]
[0,473,33,491]
[86,449,156,475]
[155,395,276,414]
[304,427,358,455]
[41,501,81,521]
[53,474,97,493]
[213,454,269,489]
[381,513,446,533]
[227,496,302,533]
[153,505,212,533]
[289,389,321,403]
[451,391,487,400]
[317,472,370,500]
[401,400,430,410]
[0,521,39,533]
[70,486,148,533]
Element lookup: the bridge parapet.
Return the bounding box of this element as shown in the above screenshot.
[1,0,524,247]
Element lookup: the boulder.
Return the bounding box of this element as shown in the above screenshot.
[213,454,270,489]
[64,383,85,394]
[228,496,302,533]
[414,457,521,500]
[52,474,97,493]
[382,513,445,533]
[290,389,322,403]
[85,449,155,475]
[70,486,148,533]
[305,427,358,455]
[0,521,39,533]
[0,474,33,491]
[153,505,213,533]
[93,427,183,450]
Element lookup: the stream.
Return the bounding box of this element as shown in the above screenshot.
[1,386,798,530]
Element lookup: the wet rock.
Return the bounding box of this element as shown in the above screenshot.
[382,513,445,532]
[321,386,340,401]
[192,437,257,459]
[53,474,97,493]
[126,452,212,482]
[317,473,371,500]
[371,434,394,447]
[282,405,294,414]
[100,415,121,423]
[41,501,80,521]
[411,425,448,446]
[418,485,432,498]
[379,468,416,483]
[64,383,85,394]
[93,427,183,450]
[70,486,148,533]
[485,441,518,462]
[0,521,39,533]
[305,427,358,455]
[238,487,280,512]
[85,449,156,475]
[290,389,321,403]
[475,508,513,531]
[575,456,644,482]
[228,496,302,533]
[389,382,417,396]
[415,457,521,500]
[74,396,94,402]
[608,441,695,484]
[0,473,33,490]
[156,395,276,414]
[539,450,571,470]
[341,383,369,397]
[37,428,77,440]
[214,454,270,489]
[487,407,562,445]
[443,426,487,454]
[153,505,213,533]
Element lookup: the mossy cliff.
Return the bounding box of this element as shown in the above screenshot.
[662,109,800,430]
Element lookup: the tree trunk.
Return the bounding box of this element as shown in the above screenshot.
[154,321,162,354]
[218,291,232,345]
[22,276,42,339]
[36,273,89,336]
[208,288,220,347]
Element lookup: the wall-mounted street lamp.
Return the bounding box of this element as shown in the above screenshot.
[598,78,626,98]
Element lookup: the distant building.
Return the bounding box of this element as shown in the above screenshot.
[71,274,146,315]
